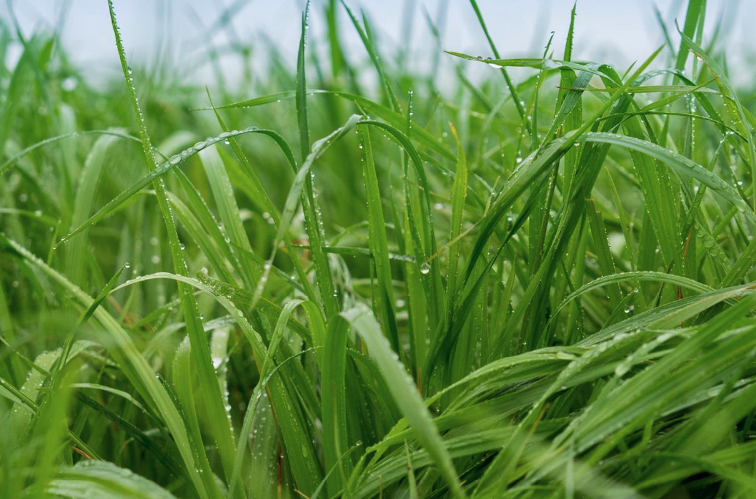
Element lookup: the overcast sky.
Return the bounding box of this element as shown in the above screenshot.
[1,0,750,86]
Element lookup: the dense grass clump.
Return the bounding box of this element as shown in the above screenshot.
[3,0,756,497]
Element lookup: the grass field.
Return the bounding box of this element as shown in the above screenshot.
[2,0,756,497]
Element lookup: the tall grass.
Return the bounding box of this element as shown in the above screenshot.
[2,0,756,497]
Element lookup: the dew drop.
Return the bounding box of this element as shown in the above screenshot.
[62,77,78,92]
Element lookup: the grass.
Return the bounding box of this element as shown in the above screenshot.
[2,0,756,497]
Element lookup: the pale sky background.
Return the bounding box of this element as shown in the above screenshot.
[1,0,751,86]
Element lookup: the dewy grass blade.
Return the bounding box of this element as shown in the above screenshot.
[107,3,236,496]
[357,126,400,354]
[297,0,312,162]
[293,1,340,321]
[445,52,613,80]
[342,305,466,498]
[586,200,624,311]
[446,123,468,312]
[584,132,755,220]
[171,338,220,497]
[47,461,178,499]
[320,313,351,497]
[198,146,260,288]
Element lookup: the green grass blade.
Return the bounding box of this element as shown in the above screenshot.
[357,126,400,354]
[107,3,237,494]
[198,145,260,288]
[342,305,465,498]
[47,461,178,499]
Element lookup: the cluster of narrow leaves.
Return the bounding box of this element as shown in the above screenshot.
[2,0,756,497]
